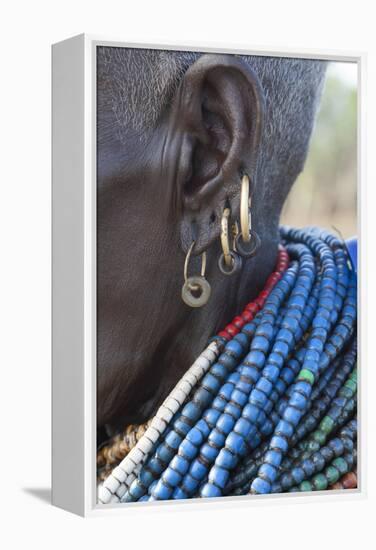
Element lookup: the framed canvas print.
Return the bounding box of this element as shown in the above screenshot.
[52,34,364,516]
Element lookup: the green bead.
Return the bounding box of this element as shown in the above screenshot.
[313,473,328,491]
[344,379,357,393]
[320,416,335,434]
[313,430,327,446]
[298,369,315,385]
[326,465,340,485]
[332,457,348,475]
[299,481,313,492]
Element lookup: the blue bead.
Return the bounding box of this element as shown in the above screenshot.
[270,435,289,453]
[251,388,268,408]
[138,468,155,487]
[163,467,181,487]
[169,455,190,476]
[186,426,205,446]
[165,430,181,450]
[216,413,235,434]
[179,439,198,460]
[263,364,280,382]
[251,477,271,494]
[234,417,252,438]
[200,443,219,462]
[216,448,237,469]
[152,480,172,500]
[276,420,294,438]
[156,443,174,464]
[264,449,282,468]
[301,459,315,477]
[283,405,303,426]
[202,373,221,394]
[129,482,145,500]
[200,483,222,498]
[252,336,270,354]
[226,431,246,454]
[182,402,201,421]
[231,388,248,407]
[209,465,230,488]
[208,428,226,448]
[189,460,208,480]
[258,463,277,483]
[205,404,222,426]
[243,403,260,423]
[172,487,188,500]
[291,467,305,484]
[289,391,307,411]
[256,377,273,395]
[225,340,244,358]
[181,473,199,494]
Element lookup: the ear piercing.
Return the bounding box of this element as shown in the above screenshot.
[218,207,243,276]
[181,173,260,307]
[181,241,211,307]
[234,174,261,258]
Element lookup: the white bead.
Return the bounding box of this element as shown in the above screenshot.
[125,472,136,488]
[137,436,153,455]
[110,494,120,503]
[111,465,127,483]
[115,483,127,498]
[103,475,120,493]
[98,485,112,504]
[157,405,174,423]
[194,356,210,370]
[164,398,180,414]
[127,446,144,464]
[150,417,167,433]
[184,371,198,387]
[170,388,186,404]
[144,426,160,442]
[177,379,193,394]
[118,458,136,475]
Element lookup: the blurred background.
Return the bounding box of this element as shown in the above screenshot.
[281,61,357,238]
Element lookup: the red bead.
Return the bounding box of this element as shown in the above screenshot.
[241,310,253,323]
[233,316,244,329]
[225,324,239,337]
[246,303,259,315]
[218,330,231,340]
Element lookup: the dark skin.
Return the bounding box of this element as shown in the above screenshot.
[97,55,282,436]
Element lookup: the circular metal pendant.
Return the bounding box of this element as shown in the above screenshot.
[235,230,261,258]
[218,251,243,276]
[181,276,211,308]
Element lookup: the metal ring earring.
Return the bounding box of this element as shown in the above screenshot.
[234,174,261,258]
[181,241,211,307]
[218,207,243,276]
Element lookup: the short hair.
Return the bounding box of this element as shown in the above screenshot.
[97,47,327,211]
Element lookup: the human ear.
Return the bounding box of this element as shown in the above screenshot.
[166,53,265,254]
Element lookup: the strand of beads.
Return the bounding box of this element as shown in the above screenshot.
[291,449,357,492]
[98,248,289,504]
[271,418,357,493]
[249,228,356,495]
[122,251,290,503]
[98,227,357,504]
[225,338,356,495]
[201,231,349,498]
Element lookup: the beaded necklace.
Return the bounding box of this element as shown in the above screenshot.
[98,226,357,505]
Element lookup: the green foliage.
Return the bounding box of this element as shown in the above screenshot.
[281,69,357,238]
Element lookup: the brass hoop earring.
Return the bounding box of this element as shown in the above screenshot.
[218,207,243,276]
[181,241,211,307]
[235,174,261,258]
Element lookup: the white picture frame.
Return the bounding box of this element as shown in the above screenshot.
[52,33,366,517]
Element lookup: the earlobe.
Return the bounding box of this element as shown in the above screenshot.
[168,54,265,255]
